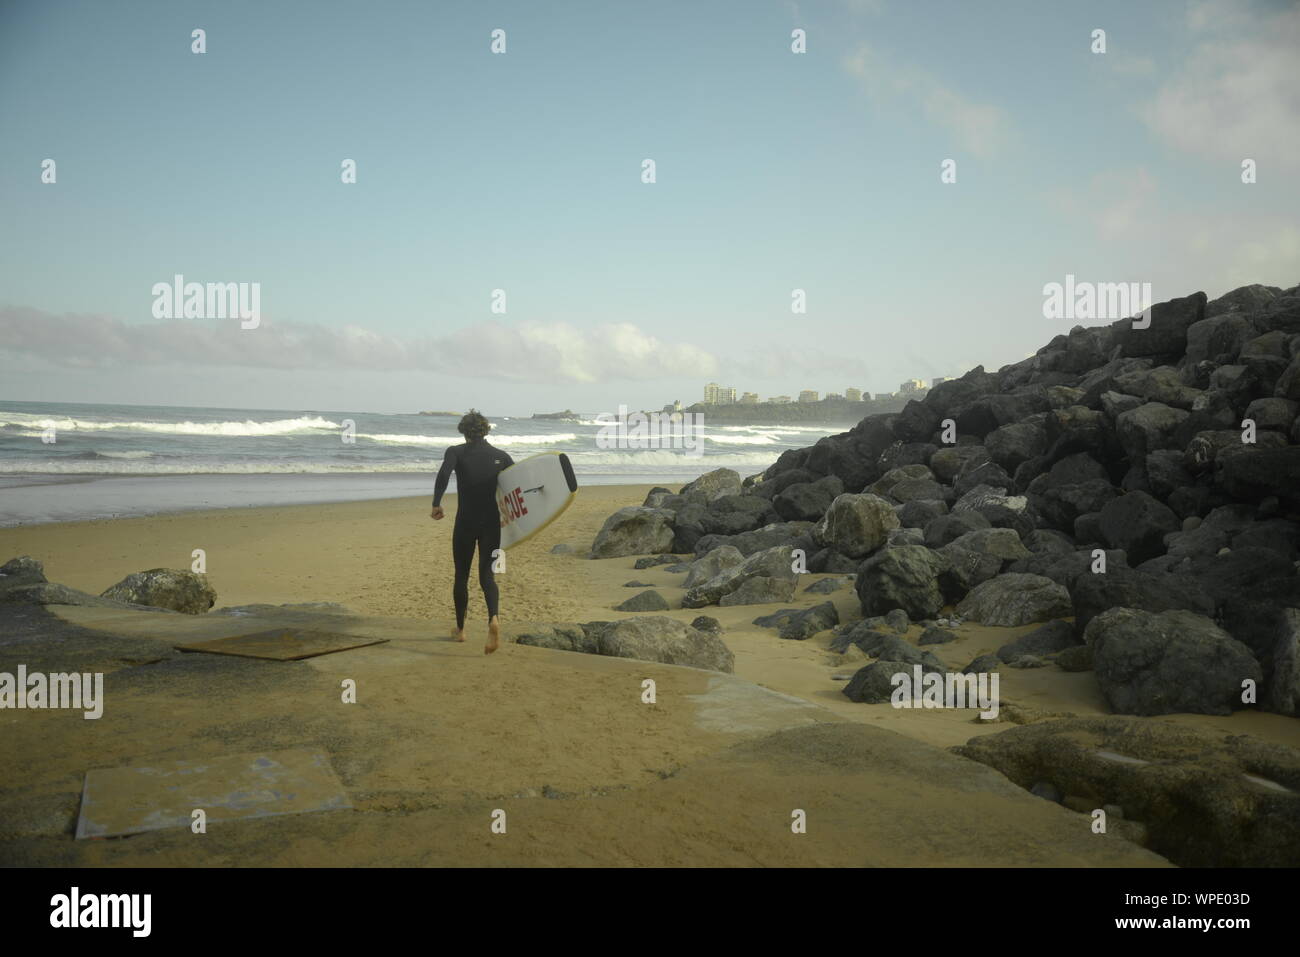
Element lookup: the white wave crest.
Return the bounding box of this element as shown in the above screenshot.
[0,412,342,437]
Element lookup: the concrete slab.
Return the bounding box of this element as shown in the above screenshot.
[76,748,350,839]
[687,674,834,734]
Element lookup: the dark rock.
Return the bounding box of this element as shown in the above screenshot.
[808,547,862,574]
[923,510,992,548]
[591,508,677,559]
[996,620,1078,663]
[100,568,216,615]
[1097,491,1179,565]
[682,545,797,607]
[919,625,957,645]
[956,573,1072,627]
[680,468,743,502]
[803,575,853,595]
[855,545,950,620]
[752,601,840,640]
[1068,563,1215,637]
[1120,290,1206,360]
[1085,608,1261,716]
[811,493,899,558]
[615,590,671,612]
[690,615,722,635]
[963,653,1002,675]
[693,521,815,559]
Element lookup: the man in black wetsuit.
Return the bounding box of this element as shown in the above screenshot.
[430,410,514,654]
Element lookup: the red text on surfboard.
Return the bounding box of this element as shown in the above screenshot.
[498,487,529,526]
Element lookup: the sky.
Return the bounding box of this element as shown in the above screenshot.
[1,0,1297,416]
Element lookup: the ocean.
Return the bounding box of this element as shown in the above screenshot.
[0,400,849,525]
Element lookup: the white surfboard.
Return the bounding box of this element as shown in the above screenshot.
[496,451,579,549]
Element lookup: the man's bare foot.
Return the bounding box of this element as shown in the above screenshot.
[485,617,500,655]
[453,627,466,643]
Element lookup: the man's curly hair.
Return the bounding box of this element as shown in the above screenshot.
[458,409,491,442]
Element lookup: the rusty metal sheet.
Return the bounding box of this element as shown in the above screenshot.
[175,628,386,660]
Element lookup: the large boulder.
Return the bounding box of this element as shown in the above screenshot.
[99,568,216,615]
[996,620,1079,663]
[929,445,990,483]
[1068,564,1215,637]
[938,528,1031,595]
[855,545,950,620]
[590,507,676,558]
[1217,446,1300,510]
[0,556,47,594]
[682,545,797,608]
[869,464,934,499]
[680,468,743,502]
[1097,491,1179,565]
[922,510,992,548]
[812,493,899,559]
[682,545,745,588]
[594,616,735,672]
[693,521,814,558]
[1115,402,1188,462]
[772,475,844,522]
[1119,290,1206,360]
[1085,608,1261,716]
[752,601,840,640]
[984,420,1048,473]
[956,574,1072,627]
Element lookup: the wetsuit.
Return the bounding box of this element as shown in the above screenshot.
[433,440,514,628]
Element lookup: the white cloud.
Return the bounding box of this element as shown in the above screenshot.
[843,44,1012,158]
[1141,1,1300,168]
[0,309,720,384]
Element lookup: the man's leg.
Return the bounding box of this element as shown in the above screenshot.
[451,520,475,640]
[478,524,502,654]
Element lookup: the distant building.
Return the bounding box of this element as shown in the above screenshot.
[769,395,791,404]
[798,390,819,403]
[931,376,951,386]
[898,378,925,395]
[844,388,862,402]
[703,382,720,404]
[825,392,843,401]
[719,386,737,404]
[740,392,759,404]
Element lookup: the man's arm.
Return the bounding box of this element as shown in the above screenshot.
[433,447,457,507]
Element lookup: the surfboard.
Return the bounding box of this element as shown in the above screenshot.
[496,451,579,549]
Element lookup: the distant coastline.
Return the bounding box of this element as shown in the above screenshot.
[681,396,912,426]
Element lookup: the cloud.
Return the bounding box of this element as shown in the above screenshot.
[1049,168,1159,242]
[0,308,720,384]
[1141,0,1300,169]
[843,44,1012,158]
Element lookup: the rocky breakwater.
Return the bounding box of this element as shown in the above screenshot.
[587,281,1300,721]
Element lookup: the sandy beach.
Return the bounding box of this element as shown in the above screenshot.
[1,482,1296,868]
[3,484,1295,754]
